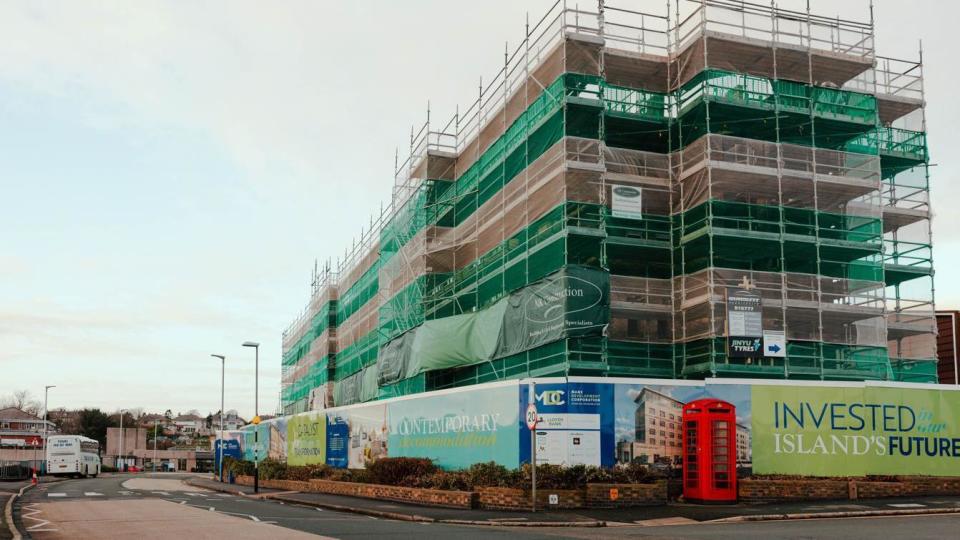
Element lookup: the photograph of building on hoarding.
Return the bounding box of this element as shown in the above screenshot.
[332,403,386,469]
[268,419,287,461]
[614,384,751,467]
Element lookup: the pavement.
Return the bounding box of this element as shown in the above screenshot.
[186,476,960,526]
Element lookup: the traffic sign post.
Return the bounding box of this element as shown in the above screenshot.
[527,382,538,512]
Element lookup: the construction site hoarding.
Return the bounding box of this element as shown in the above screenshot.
[231,378,960,477]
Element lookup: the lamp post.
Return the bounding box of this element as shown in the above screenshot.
[118,408,126,471]
[211,354,226,481]
[153,419,159,473]
[42,385,55,478]
[242,341,260,494]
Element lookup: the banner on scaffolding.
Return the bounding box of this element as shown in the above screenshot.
[611,185,643,220]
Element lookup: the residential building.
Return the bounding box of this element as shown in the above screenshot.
[631,388,684,465]
[104,427,212,472]
[279,0,938,416]
[0,408,55,447]
[936,311,960,385]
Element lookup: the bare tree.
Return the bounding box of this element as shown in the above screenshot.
[1,389,42,415]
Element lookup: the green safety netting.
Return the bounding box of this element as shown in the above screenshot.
[334,330,378,381]
[675,199,883,279]
[425,337,606,391]
[311,65,927,403]
[679,338,892,381]
[336,262,380,326]
[891,358,939,384]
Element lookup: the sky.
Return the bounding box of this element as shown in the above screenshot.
[1,1,957,419]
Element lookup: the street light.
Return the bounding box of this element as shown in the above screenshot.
[118,408,126,472]
[153,419,159,473]
[241,341,260,493]
[211,354,226,482]
[42,385,55,478]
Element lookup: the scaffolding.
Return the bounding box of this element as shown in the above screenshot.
[280,0,939,412]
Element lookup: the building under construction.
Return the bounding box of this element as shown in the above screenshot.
[281,0,937,415]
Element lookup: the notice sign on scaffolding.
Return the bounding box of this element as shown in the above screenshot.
[727,287,763,358]
[611,185,642,220]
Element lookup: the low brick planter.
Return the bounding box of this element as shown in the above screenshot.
[234,475,253,486]
[740,477,960,502]
[477,486,585,510]
[307,478,476,509]
[586,481,668,507]
[739,479,849,502]
[857,477,960,499]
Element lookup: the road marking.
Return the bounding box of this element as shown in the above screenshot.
[84,492,104,497]
[888,503,926,508]
[367,516,378,520]
[22,503,57,532]
[208,506,216,511]
[184,492,199,497]
[316,507,324,512]
[249,515,260,522]
[118,490,135,496]
[152,491,170,496]
[47,493,66,498]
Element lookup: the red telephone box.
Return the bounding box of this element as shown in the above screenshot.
[682,398,737,503]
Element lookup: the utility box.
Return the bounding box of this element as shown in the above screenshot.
[682,399,737,504]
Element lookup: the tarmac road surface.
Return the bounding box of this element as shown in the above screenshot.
[13,473,960,539]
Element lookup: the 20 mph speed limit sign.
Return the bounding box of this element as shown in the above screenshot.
[525,403,539,430]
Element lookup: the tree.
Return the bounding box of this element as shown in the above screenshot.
[1,389,42,415]
[78,409,114,450]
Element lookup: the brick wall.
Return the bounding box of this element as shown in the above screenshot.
[857,478,960,499]
[585,481,668,507]
[738,479,849,502]
[740,477,960,502]
[477,487,585,510]
[236,474,960,507]
[307,478,476,509]
[235,475,253,486]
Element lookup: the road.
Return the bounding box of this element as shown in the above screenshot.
[14,473,554,539]
[12,474,960,539]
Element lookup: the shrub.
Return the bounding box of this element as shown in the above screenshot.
[258,458,287,480]
[467,462,514,488]
[286,464,330,482]
[223,457,254,477]
[366,457,436,486]
[422,471,472,491]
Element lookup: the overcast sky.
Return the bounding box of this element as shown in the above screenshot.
[1,1,956,419]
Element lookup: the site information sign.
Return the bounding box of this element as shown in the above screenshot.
[611,185,642,220]
[727,288,763,358]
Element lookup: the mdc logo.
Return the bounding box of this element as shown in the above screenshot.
[536,390,566,406]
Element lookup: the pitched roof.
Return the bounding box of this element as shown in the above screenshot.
[173,414,203,421]
[0,407,41,421]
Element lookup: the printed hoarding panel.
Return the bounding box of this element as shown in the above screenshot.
[612,381,752,467]
[388,384,520,469]
[752,384,960,476]
[326,402,387,469]
[519,381,614,467]
[286,411,326,466]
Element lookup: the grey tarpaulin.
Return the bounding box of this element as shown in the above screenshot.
[376,265,609,381]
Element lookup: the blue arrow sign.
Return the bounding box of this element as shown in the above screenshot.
[768,344,781,353]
